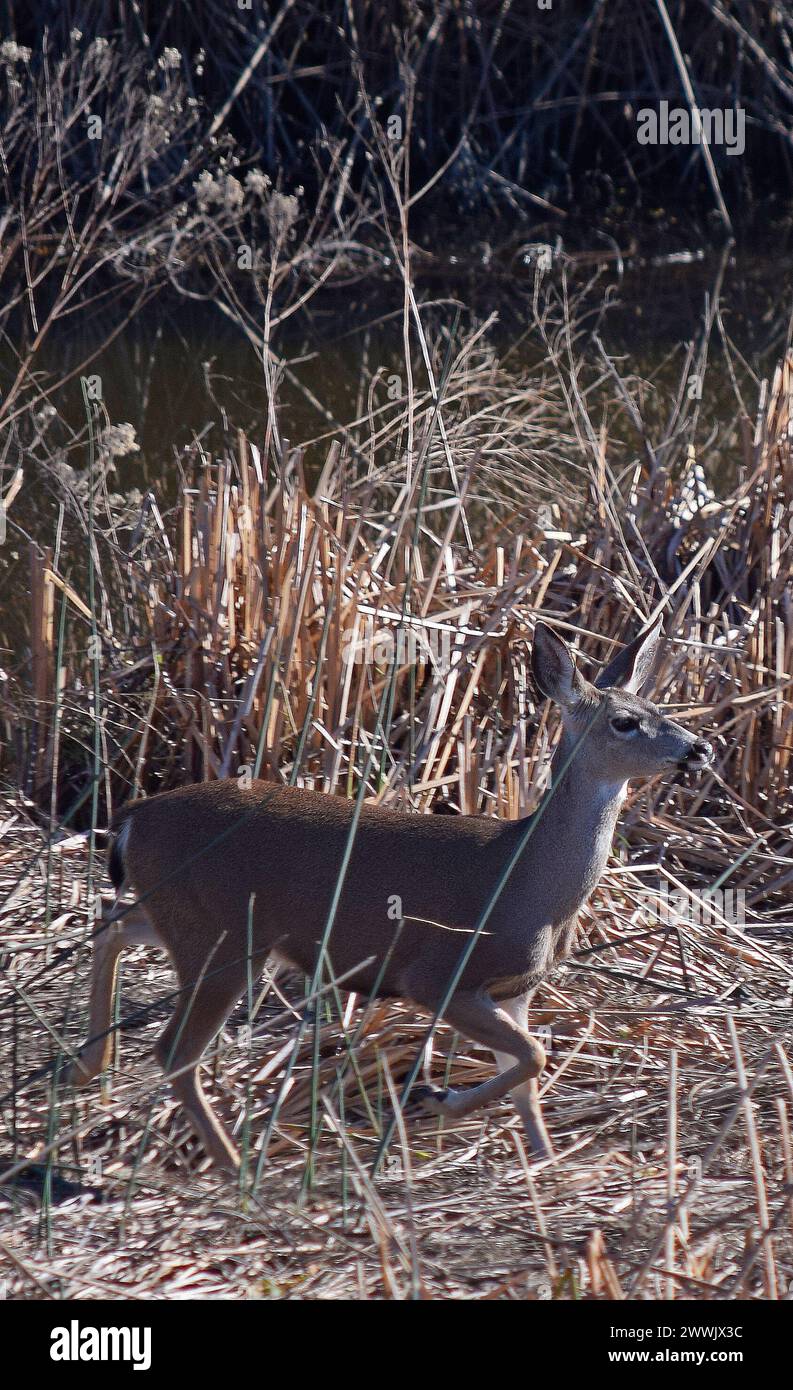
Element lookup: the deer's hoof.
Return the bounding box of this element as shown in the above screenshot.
[411,1084,454,1117]
[65,1055,94,1089]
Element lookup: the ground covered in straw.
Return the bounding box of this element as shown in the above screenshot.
[3,329,793,1300]
[3,0,793,1307]
[1,805,791,1301]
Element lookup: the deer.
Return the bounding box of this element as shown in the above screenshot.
[67,617,713,1173]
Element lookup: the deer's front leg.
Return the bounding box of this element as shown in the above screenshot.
[412,989,553,1159]
[492,993,554,1159]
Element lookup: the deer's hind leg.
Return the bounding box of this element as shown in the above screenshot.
[413,989,553,1159]
[154,945,259,1174]
[68,905,160,1087]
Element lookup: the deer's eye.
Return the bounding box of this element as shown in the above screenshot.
[611,714,640,734]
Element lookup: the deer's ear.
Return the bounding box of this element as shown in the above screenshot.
[532,623,587,709]
[595,618,663,693]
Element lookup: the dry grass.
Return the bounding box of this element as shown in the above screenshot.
[1,808,791,1300]
[2,0,793,1306]
[1,314,792,1301]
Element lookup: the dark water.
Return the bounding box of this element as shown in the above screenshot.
[8,212,793,516]
[2,213,791,782]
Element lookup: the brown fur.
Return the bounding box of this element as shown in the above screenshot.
[67,618,713,1173]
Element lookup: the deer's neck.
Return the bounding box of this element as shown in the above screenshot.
[512,734,626,927]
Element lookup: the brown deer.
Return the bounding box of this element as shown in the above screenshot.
[68,617,713,1172]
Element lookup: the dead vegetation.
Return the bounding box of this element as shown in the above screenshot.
[1,314,792,1298]
[1,2,793,1303]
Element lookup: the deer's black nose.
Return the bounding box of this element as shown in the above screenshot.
[685,737,713,767]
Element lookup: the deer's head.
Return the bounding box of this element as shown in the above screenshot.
[531,618,713,784]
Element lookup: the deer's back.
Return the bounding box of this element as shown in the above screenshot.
[119,780,557,998]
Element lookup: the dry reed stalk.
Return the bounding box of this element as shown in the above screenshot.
[664,1048,679,1300]
[3,315,793,1302]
